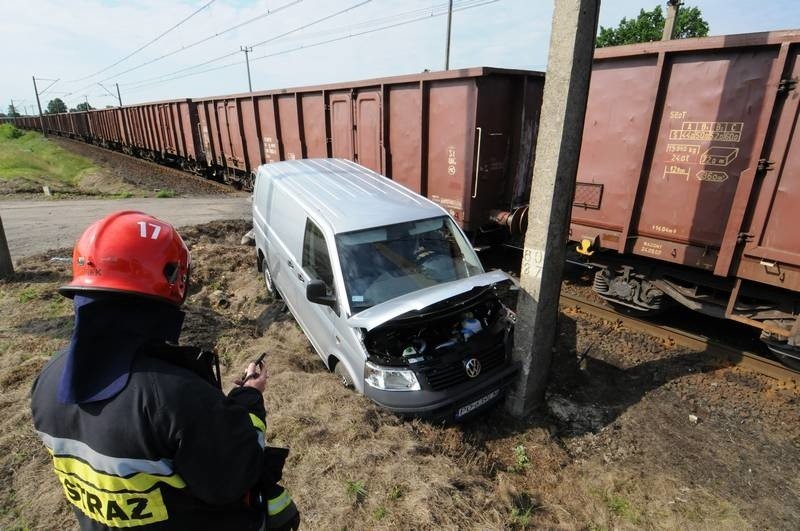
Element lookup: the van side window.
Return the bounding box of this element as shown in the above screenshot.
[302,219,334,289]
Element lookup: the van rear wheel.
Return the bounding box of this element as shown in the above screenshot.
[334,362,354,389]
[262,259,281,300]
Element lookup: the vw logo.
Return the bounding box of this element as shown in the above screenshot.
[464,358,482,378]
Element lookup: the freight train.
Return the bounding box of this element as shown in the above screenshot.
[4,29,799,365]
[570,29,800,367]
[3,68,544,238]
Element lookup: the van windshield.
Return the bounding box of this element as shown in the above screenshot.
[335,216,484,313]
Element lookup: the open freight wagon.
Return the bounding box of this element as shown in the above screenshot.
[194,67,544,235]
[9,69,545,240]
[571,29,800,363]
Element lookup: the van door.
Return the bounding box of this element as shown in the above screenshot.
[292,218,338,364]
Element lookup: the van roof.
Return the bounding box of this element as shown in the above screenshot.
[257,158,447,234]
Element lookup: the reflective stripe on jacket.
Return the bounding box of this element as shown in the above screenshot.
[262,485,300,531]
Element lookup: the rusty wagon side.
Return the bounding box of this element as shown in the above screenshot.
[117,99,201,169]
[194,67,544,234]
[28,111,89,139]
[86,108,125,145]
[571,29,800,362]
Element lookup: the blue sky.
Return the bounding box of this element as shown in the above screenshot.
[2,0,799,113]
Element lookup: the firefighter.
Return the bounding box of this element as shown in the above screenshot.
[30,210,299,530]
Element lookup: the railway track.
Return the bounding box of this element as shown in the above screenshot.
[55,137,236,194]
[559,292,800,386]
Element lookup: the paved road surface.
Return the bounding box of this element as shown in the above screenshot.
[0,196,251,259]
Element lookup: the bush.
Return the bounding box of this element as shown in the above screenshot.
[0,124,24,140]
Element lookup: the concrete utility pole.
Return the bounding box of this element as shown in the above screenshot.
[0,216,13,279]
[662,0,682,40]
[241,46,254,92]
[506,0,600,417]
[116,83,123,107]
[444,0,453,70]
[32,76,47,137]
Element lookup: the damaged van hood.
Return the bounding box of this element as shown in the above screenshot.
[348,269,513,331]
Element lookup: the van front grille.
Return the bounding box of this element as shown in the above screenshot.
[421,344,507,391]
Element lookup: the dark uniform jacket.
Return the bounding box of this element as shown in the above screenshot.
[31,347,268,530]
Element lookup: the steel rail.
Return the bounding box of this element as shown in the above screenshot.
[559,292,800,386]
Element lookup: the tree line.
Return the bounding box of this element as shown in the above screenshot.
[3,99,103,117]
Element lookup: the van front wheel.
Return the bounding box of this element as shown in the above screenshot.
[262,260,282,300]
[334,362,354,389]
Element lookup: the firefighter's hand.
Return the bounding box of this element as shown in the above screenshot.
[238,362,268,393]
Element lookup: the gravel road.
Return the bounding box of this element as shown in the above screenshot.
[0,196,251,258]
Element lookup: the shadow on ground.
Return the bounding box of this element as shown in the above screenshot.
[462,314,734,442]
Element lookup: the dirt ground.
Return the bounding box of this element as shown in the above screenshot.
[1,220,798,530]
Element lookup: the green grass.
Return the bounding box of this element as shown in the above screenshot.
[509,492,539,527]
[345,480,367,504]
[0,124,97,187]
[605,493,640,524]
[372,506,387,520]
[17,287,39,303]
[155,189,176,198]
[508,444,530,473]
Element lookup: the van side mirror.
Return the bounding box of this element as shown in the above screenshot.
[306,279,337,309]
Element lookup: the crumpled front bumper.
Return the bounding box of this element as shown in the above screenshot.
[364,362,518,421]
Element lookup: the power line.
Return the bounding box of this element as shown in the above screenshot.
[120,0,372,89]
[250,0,499,66]
[67,0,301,96]
[248,0,372,49]
[37,78,60,96]
[271,1,463,42]
[124,0,498,95]
[96,0,302,85]
[122,0,479,91]
[67,0,217,83]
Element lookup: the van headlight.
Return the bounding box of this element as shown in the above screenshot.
[364,362,421,391]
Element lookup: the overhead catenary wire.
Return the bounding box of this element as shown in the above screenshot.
[67,0,217,83]
[120,0,373,89]
[123,0,498,95]
[257,0,464,42]
[34,78,59,94]
[97,0,303,84]
[66,0,302,96]
[121,0,476,89]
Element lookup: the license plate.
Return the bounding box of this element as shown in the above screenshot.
[455,389,501,419]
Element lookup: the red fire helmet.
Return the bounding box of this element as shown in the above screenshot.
[60,211,191,305]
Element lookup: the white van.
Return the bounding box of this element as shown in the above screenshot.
[252,159,517,420]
